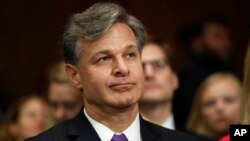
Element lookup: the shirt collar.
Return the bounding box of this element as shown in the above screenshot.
[161,114,175,130]
[84,108,141,141]
[123,112,141,141]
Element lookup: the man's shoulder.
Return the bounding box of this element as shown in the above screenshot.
[25,121,69,141]
[143,120,199,141]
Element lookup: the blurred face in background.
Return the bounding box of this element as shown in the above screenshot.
[141,43,178,104]
[203,23,232,59]
[10,97,48,141]
[201,77,241,135]
[48,83,83,123]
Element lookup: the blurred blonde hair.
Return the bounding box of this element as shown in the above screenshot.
[186,72,242,137]
[48,61,83,93]
[241,44,250,124]
[49,61,69,84]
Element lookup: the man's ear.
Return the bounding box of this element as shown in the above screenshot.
[172,72,179,91]
[65,64,82,89]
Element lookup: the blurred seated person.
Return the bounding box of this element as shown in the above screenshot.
[202,16,232,61]
[174,16,234,129]
[48,61,83,123]
[139,37,179,130]
[219,38,250,141]
[187,72,242,140]
[0,95,50,141]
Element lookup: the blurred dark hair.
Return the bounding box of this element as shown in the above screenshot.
[201,15,231,30]
[179,15,230,49]
[179,23,203,47]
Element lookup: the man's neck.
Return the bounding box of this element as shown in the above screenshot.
[84,102,138,133]
[139,101,172,125]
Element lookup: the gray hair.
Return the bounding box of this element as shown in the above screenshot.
[62,2,147,66]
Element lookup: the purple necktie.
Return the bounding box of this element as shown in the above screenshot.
[111,133,128,141]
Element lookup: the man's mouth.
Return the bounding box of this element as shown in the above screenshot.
[109,83,135,92]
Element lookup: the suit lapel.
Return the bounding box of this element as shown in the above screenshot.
[140,116,161,141]
[66,108,101,141]
[66,110,161,141]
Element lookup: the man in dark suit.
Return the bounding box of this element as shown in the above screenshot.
[139,37,180,130]
[27,2,198,141]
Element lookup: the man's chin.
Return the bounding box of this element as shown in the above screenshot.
[111,99,137,109]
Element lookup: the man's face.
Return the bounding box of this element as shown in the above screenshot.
[141,43,178,104]
[70,23,144,109]
[203,23,231,59]
[48,83,83,123]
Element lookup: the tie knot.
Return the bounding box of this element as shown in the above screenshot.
[111,133,128,141]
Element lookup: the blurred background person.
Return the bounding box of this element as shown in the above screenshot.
[0,95,50,141]
[187,72,242,140]
[219,39,250,141]
[139,37,179,130]
[174,16,234,129]
[202,16,232,61]
[47,61,83,123]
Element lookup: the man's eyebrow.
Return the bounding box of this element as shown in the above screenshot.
[124,45,138,51]
[92,45,138,57]
[93,50,111,56]
[90,50,111,61]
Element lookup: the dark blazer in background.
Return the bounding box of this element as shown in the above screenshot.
[26,108,199,141]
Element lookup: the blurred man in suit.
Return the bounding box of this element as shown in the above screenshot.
[139,37,179,130]
[27,2,198,141]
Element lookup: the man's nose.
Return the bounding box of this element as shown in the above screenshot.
[143,63,154,79]
[112,58,129,77]
[55,108,66,122]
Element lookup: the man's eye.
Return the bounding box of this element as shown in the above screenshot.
[97,56,111,62]
[152,60,166,69]
[126,52,136,59]
[49,102,58,109]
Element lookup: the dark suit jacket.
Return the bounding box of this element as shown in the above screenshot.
[26,109,199,141]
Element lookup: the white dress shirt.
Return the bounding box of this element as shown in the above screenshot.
[161,114,175,130]
[84,109,142,141]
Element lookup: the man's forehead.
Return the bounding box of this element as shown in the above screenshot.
[78,23,138,54]
[78,39,138,55]
[142,44,167,61]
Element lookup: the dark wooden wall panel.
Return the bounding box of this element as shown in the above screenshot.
[0,0,249,108]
